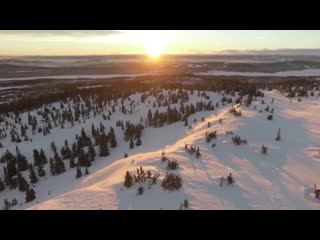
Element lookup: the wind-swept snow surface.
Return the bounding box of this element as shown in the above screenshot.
[24,90,320,210]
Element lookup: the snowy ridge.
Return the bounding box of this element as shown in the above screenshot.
[26,90,320,210]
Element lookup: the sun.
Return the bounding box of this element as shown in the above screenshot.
[144,40,165,59]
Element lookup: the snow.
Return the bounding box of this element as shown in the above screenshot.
[0,86,29,90]
[0,73,156,82]
[1,88,320,209]
[196,69,320,77]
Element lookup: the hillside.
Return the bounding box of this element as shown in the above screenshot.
[1,89,314,210]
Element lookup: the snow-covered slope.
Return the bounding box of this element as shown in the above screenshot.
[23,90,320,210]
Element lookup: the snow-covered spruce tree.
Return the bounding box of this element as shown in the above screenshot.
[54,152,65,175]
[227,173,235,185]
[25,187,36,203]
[16,146,28,172]
[99,141,109,157]
[135,134,142,146]
[40,149,48,165]
[124,171,134,188]
[0,178,5,192]
[161,173,183,191]
[69,157,76,168]
[275,128,281,141]
[88,143,96,162]
[260,145,268,155]
[49,158,55,176]
[17,172,29,192]
[110,135,117,148]
[129,138,134,149]
[33,149,41,166]
[167,160,179,170]
[137,186,144,195]
[76,166,82,179]
[37,163,46,177]
[28,164,38,184]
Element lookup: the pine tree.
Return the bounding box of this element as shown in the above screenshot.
[135,135,142,146]
[37,163,46,177]
[40,149,48,165]
[25,187,36,202]
[16,146,28,172]
[227,173,234,185]
[54,152,65,175]
[0,178,5,192]
[49,158,55,176]
[110,135,117,148]
[51,141,57,153]
[29,164,38,184]
[124,171,133,188]
[275,128,281,141]
[69,157,76,168]
[17,172,29,192]
[99,141,109,157]
[33,149,41,166]
[76,166,82,178]
[88,143,96,162]
[129,138,134,149]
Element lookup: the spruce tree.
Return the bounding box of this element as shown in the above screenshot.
[40,149,48,165]
[0,178,5,192]
[29,164,38,184]
[99,142,109,157]
[37,163,46,177]
[49,158,55,176]
[17,172,29,192]
[275,128,281,141]
[16,146,28,172]
[33,149,41,166]
[25,187,36,203]
[85,167,89,175]
[135,135,142,146]
[129,138,134,149]
[76,166,82,178]
[69,157,76,168]
[110,135,117,148]
[88,143,96,162]
[124,171,133,188]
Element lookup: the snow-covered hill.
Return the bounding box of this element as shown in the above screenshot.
[1,88,320,210]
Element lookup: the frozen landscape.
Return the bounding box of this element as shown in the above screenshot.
[0,54,320,210]
[1,84,320,210]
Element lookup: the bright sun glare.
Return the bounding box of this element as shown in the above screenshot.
[145,41,164,58]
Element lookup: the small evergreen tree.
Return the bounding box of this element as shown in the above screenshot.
[124,171,133,188]
[28,164,38,184]
[40,149,48,165]
[17,172,29,192]
[69,157,76,168]
[137,186,144,195]
[0,178,5,192]
[85,167,89,175]
[135,135,142,146]
[275,128,281,141]
[76,166,82,179]
[37,163,46,177]
[129,138,134,149]
[25,187,36,202]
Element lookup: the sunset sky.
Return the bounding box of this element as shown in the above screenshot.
[1,30,320,56]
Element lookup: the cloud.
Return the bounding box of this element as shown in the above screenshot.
[210,49,320,55]
[0,30,122,38]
